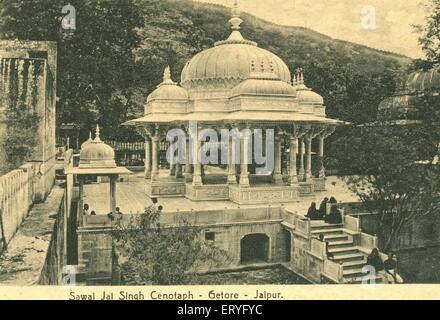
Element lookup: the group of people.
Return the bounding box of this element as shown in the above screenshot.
[367,248,404,284]
[82,203,125,221]
[306,197,342,224]
[82,203,96,216]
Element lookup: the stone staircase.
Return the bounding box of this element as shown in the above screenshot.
[310,222,383,284]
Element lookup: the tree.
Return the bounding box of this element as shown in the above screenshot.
[415,0,440,63]
[333,93,440,251]
[111,204,230,285]
[0,0,143,140]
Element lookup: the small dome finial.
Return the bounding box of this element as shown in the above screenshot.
[229,0,243,30]
[164,66,171,81]
[161,65,175,85]
[94,124,102,143]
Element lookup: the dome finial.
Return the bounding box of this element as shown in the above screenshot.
[94,124,102,143]
[229,0,243,30]
[164,66,171,81]
[161,65,175,85]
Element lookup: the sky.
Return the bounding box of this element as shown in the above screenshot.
[195,0,430,58]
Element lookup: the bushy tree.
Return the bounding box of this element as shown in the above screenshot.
[333,93,440,251]
[0,0,143,140]
[415,0,440,63]
[111,204,230,285]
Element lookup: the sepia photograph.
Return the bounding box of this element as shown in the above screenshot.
[0,0,439,302]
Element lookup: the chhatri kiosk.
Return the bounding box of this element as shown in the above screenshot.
[125,2,342,205]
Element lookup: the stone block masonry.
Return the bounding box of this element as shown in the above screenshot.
[0,40,57,202]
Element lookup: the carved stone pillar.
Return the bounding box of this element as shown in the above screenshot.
[184,137,192,181]
[273,134,283,184]
[175,163,183,179]
[318,135,325,178]
[304,135,313,182]
[239,133,250,187]
[151,135,160,181]
[192,129,203,186]
[298,138,305,182]
[227,135,237,184]
[289,136,299,185]
[144,138,151,179]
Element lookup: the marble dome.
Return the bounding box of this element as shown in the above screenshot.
[294,72,324,105]
[147,66,188,103]
[231,75,296,97]
[406,66,440,94]
[180,5,291,90]
[80,126,116,168]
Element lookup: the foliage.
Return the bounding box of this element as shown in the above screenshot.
[415,0,440,63]
[0,0,410,142]
[0,0,143,140]
[332,93,440,250]
[111,204,230,285]
[1,93,40,170]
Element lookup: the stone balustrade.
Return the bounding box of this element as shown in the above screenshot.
[0,163,38,252]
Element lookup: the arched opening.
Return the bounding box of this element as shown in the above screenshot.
[282,229,292,262]
[240,233,269,264]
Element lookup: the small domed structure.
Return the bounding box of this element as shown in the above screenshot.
[294,70,324,105]
[406,66,440,94]
[79,125,116,168]
[230,68,296,97]
[80,131,93,149]
[147,66,188,103]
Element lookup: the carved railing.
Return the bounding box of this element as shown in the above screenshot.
[360,232,378,250]
[296,218,311,236]
[0,163,38,253]
[323,259,343,283]
[310,238,326,258]
[344,215,360,233]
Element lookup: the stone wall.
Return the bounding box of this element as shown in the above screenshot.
[76,206,290,283]
[0,40,57,201]
[39,150,74,284]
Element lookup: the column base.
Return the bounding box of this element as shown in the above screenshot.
[239,174,250,188]
[227,174,238,185]
[146,179,186,198]
[273,174,284,185]
[192,174,203,186]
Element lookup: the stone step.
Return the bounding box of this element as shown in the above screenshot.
[343,276,383,284]
[310,223,343,230]
[343,268,366,278]
[342,260,367,270]
[328,247,359,256]
[332,253,365,263]
[311,228,344,236]
[327,240,354,248]
[323,234,349,242]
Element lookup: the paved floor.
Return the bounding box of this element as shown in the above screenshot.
[83,171,359,216]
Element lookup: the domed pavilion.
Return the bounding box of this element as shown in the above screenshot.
[125,1,343,204]
[66,126,131,218]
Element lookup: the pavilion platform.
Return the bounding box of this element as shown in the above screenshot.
[82,171,358,216]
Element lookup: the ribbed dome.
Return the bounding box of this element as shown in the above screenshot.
[79,126,116,168]
[297,89,324,105]
[406,66,440,94]
[180,4,291,90]
[181,43,291,90]
[231,76,296,97]
[147,66,188,103]
[294,71,324,105]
